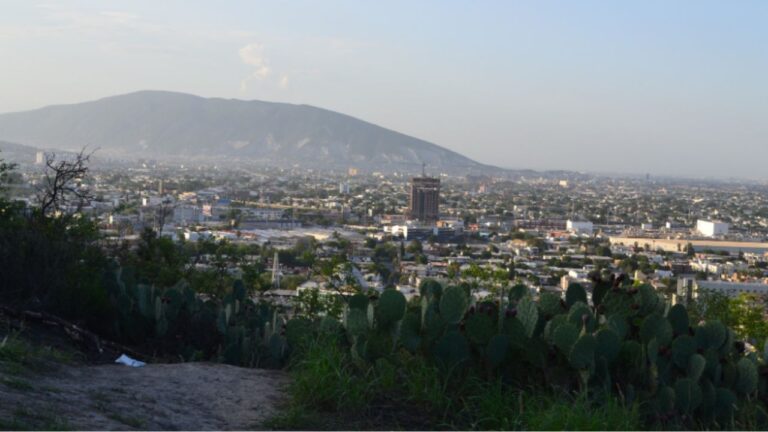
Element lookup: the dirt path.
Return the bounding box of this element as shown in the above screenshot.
[0,362,289,430]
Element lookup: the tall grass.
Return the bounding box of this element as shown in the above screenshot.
[269,337,644,430]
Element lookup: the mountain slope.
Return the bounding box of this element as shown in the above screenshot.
[0,91,489,172]
[0,141,38,164]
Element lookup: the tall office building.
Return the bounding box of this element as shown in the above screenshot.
[409,176,440,223]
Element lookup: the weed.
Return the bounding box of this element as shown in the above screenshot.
[271,340,646,431]
[1,376,34,391]
[0,332,77,375]
[8,405,72,431]
[287,338,371,412]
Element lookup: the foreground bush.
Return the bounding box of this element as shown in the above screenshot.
[278,279,768,429]
[270,336,643,430]
[104,267,289,367]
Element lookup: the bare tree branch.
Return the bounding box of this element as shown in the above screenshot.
[37,148,96,216]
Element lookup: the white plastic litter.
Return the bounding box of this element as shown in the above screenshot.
[115,354,146,367]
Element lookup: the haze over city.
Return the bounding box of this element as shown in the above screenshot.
[2,0,767,178]
[6,2,768,430]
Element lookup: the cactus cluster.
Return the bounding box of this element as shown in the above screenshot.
[105,266,288,368]
[300,277,768,428]
[105,266,768,427]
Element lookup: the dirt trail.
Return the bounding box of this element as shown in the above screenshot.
[0,362,289,430]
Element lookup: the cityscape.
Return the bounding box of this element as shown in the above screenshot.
[1,1,768,431]
[6,149,768,307]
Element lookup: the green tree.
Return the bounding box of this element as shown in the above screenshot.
[130,228,188,287]
[729,293,768,349]
[0,154,112,329]
[406,239,423,254]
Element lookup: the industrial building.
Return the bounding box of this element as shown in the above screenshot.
[566,219,594,235]
[697,219,729,237]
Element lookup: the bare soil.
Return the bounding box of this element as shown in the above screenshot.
[0,362,289,430]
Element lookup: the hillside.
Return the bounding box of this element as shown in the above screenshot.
[0,91,492,173]
[0,141,38,164]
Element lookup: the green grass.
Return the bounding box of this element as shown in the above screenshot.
[89,389,146,429]
[1,376,34,391]
[0,332,77,375]
[286,340,373,412]
[521,393,641,431]
[268,338,643,430]
[1,405,73,431]
[0,332,74,393]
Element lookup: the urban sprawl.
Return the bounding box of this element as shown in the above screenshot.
[9,153,768,313]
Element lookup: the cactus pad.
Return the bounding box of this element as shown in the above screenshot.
[565,283,587,308]
[376,289,407,328]
[517,297,539,338]
[667,303,689,336]
[440,285,469,325]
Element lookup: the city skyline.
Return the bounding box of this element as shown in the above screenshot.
[1,1,767,179]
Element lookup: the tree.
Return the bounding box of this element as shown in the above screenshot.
[364,237,377,249]
[0,153,16,195]
[689,290,768,350]
[729,293,768,349]
[0,153,111,328]
[37,149,94,216]
[688,289,732,326]
[294,288,344,319]
[406,239,423,254]
[131,227,188,288]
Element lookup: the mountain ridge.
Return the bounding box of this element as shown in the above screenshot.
[0,90,497,174]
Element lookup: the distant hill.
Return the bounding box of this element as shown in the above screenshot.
[0,91,495,173]
[0,141,38,165]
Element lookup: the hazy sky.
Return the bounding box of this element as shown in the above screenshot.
[1,1,767,178]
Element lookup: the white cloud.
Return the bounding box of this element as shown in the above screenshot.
[239,42,271,89]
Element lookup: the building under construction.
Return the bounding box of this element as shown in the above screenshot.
[409,176,440,223]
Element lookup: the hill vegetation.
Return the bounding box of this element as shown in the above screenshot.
[2,153,768,430]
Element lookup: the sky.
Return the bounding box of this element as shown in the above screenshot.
[1,1,767,179]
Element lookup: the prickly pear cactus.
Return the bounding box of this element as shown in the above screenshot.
[595,328,621,364]
[688,353,706,382]
[508,284,529,303]
[376,289,406,329]
[553,322,579,354]
[675,378,703,413]
[346,307,369,338]
[349,293,369,311]
[486,334,510,367]
[640,313,672,346]
[516,296,538,339]
[435,331,470,368]
[568,334,596,370]
[565,283,587,308]
[539,291,564,317]
[736,358,758,395]
[465,312,495,346]
[400,311,422,353]
[419,278,443,300]
[440,285,469,325]
[672,334,697,369]
[667,304,689,336]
